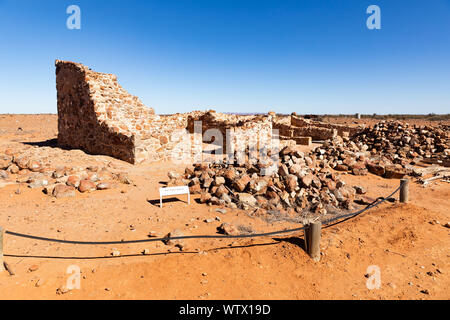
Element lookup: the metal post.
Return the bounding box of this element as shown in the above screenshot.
[400,178,409,203]
[0,226,5,272]
[305,222,322,262]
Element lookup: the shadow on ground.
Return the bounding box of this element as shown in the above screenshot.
[4,241,283,260]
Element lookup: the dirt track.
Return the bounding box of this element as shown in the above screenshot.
[0,115,449,300]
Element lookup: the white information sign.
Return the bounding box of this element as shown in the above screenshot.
[159,186,190,208]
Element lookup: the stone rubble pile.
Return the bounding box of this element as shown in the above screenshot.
[169,146,362,215]
[312,135,408,179]
[312,121,450,179]
[353,121,449,161]
[0,149,131,198]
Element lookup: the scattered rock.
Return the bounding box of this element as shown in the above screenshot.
[78,180,97,193]
[66,175,81,188]
[163,229,185,246]
[96,182,112,190]
[52,185,76,198]
[353,186,367,195]
[28,265,39,272]
[217,223,238,236]
[111,250,121,257]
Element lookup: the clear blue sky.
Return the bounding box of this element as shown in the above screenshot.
[0,0,449,115]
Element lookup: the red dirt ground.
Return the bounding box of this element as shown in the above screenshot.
[0,114,448,300]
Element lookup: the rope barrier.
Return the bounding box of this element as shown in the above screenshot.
[3,184,402,245]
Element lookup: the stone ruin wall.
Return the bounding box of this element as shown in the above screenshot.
[56,60,191,164]
[290,114,363,139]
[186,111,275,155]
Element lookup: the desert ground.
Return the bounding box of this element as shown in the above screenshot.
[0,114,449,300]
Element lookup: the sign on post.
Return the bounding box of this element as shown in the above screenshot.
[159,186,190,208]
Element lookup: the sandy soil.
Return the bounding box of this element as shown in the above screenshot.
[0,114,448,300]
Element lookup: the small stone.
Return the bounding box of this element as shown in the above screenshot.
[237,193,257,207]
[117,173,133,185]
[28,265,39,272]
[96,182,112,190]
[142,249,151,255]
[27,160,42,172]
[200,192,212,203]
[234,175,250,192]
[111,250,121,257]
[163,229,185,246]
[168,171,181,180]
[214,176,226,186]
[52,184,76,198]
[217,223,238,236]
[189,184,202,194]
[78,180,97,193]
[7,164,19,174]
[0,170,9,180]
[66,175,81,188]
[28,179,48,189]
[148,231,158,237]
[353,185,367,195]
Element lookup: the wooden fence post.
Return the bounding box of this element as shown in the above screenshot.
[0,226,5,272]
[305,221,322,262]
[400,178,410,203]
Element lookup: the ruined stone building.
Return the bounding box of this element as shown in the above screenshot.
[56,61,361,164]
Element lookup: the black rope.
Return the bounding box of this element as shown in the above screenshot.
[5,226,306,245]
[4,184,402,245]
